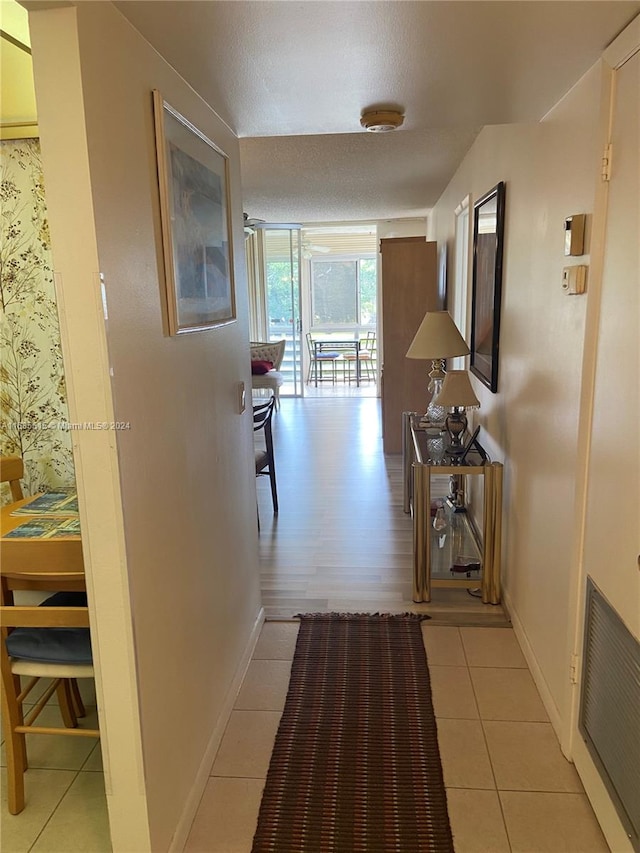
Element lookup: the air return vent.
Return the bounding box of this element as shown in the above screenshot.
[579,578,640,851]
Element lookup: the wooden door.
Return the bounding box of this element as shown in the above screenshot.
[380,238,439,453]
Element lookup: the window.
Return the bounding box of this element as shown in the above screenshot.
[311,257,376,327]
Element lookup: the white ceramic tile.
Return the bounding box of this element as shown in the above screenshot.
[422,625,466,666]
[446,788,510,853]
[436,719,495,789]
[81,742,104,772]
[184,776,264,853]
[29,771,111,852]
[483,721,583,792]
[211,710,281,779]
[470,667,549,721]
[252,622,299,660]
[500,790,609,852]
[235,660,292,711]
[460,627,527,668]
[429,665,479,719]
[0,767,76,853]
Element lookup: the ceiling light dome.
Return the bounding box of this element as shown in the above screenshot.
[360,109,404,132]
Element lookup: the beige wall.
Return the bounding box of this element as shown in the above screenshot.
[29,4,262,851]
[431,64,604,727]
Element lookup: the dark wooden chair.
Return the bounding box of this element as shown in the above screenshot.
[253,396,278,515]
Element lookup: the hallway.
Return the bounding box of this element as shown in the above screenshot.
[2,397,609,851]
[186,620,608,852]
[256,396,507,624]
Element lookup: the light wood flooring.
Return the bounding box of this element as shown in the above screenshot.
[256,396,509,626]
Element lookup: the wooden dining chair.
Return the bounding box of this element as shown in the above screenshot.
[0,587,98,814]
[1,455,25,502]
[253,395,278,515]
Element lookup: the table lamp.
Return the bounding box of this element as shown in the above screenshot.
[406,311,470,425]
[436,369,480,456]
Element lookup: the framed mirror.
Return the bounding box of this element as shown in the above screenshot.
[470,181,506,392]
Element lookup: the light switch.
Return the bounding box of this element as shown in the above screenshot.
[562,265,587,295]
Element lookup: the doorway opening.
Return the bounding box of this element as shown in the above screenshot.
[247,223,379,399]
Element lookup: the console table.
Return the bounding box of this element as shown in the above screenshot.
[403,412,503,604]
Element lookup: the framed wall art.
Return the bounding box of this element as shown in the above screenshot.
[152,90,236,334]
[470,181,506,392]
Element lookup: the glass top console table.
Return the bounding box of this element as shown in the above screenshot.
[403,412,503,604]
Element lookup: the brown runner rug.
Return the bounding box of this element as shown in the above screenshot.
[252,613,454,853]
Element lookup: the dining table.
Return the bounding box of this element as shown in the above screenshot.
[313,338,366,387]
[1,492,85,598]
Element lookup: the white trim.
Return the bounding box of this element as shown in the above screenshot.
[502,588,563,740]
[452,195,471,369]
[573,737,635,853]
[168,607,266,853]
[563,57,617,758]
[454,196,469,217]
[603,13,640,69]
[563,16,640,767]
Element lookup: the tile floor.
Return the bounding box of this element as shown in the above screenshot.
[1,680,110,853]
[184,620,609,853]
[1,622,611,852]
[1,398,611,850]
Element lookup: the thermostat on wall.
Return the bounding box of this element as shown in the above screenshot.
[564,214,586,256]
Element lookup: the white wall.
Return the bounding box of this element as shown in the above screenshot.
[377,218,427,240]
[430,64,604,729]
[29,5,262,851]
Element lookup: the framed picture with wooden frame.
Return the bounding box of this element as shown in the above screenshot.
[152,90,236,334]
[470,181,506,392]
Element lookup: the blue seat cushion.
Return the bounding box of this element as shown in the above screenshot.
[316,352,340,359]
[5,591,92,665]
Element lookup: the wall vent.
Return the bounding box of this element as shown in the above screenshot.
[579,578,640,852]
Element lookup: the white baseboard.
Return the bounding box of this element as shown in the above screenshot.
[572,735,634,853]
[502,588,563,740]
[168,606,265,853]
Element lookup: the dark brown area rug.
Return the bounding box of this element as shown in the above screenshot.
[251,613,454,853]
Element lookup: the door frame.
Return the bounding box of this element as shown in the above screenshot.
[452,195,471,369]
[563,17,640,852]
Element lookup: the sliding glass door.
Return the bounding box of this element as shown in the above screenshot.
[261,226,303,396]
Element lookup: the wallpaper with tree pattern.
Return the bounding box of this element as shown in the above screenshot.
[1,138,75,502]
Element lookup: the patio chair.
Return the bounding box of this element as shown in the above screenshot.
[305,332,340,384]
[344,332,376,383]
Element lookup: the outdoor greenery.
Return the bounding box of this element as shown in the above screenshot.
[266,261,300,326]
[311,258,376,326]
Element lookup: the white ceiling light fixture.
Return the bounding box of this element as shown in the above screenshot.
[360,109,404,132]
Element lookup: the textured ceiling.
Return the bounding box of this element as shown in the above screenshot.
[113,1,639,222]
[239,128,482,223]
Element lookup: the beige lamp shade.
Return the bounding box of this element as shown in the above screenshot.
[406,311,470,360]
[437,370,480,408]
